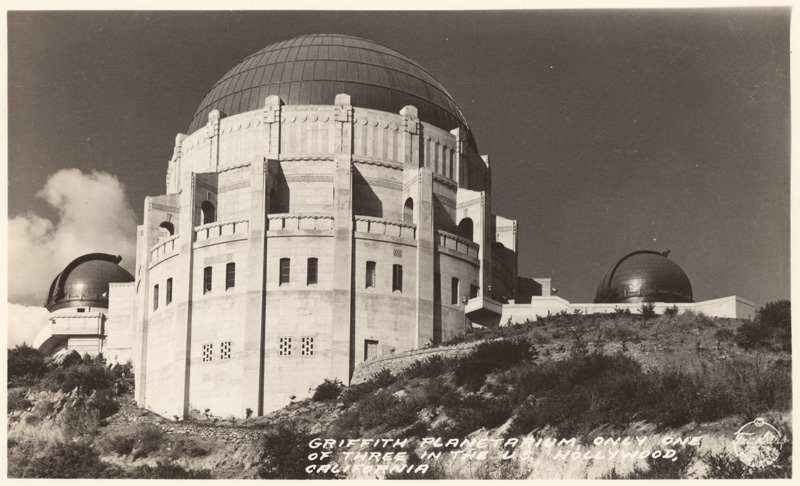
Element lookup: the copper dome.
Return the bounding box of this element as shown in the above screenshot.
[594,250,693,304]
[188,34,475,148]
[45,254,134,312]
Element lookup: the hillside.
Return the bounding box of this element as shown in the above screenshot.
[7,304,792,479]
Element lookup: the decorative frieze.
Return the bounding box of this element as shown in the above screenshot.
[457,198,482,209]
[354,177,402,191]
[151,203,180,214]
[219,180,251,193]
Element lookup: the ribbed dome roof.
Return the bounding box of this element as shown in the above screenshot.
[45,254,134,312]
[188,34,475,147]
[594,250,693,304]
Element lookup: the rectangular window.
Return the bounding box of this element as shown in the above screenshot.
[392,264,403,292]
[470,284,479,299]
[366,261,376,288]
[451,277,460,305]
[307,258,318,285]
[204,267,212,293]
[153,284,159,310]
[279,258,290,285]
[301,337,314,356]
[279,337,292,356]
[226,262,236,290]
[202,343,213,362]
[365,339,379,360]
[220,341,231,360]
[434,272,441,302]
[166,278,173,305]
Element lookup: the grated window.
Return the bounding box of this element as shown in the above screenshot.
[220,341,232,360]
[202,343,213,362]
[279,337,292,356]
[301,337,314,356]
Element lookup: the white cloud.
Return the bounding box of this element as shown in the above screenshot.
[7,303,50,347]
[8,169,137,309]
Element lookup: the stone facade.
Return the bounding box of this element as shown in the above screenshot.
[133,92,514,419]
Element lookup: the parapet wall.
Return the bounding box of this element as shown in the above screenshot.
[501,294,755,323]
[351,340,483,384]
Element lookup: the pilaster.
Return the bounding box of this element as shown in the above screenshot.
[332,93,355,382]
[241,158,268,416]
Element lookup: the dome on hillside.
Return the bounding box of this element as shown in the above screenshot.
[45,254,134,312]
[594,250,693,304]
[188,34,475,148]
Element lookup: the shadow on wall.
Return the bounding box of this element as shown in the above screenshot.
[353,169,382,218]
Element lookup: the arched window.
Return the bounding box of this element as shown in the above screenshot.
[404,198,414,224]
[158,222,174,241]
[457,218,474,241]
[200,201,216,225]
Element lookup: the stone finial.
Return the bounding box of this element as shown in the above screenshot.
[334,93,351,106]
[264,95,282,124]
[208,110,222,123]
[400,105,419,135]
[334,93,353,122]
[450,127,464,154]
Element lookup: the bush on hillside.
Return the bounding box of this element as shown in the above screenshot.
[454,339,534,390]
[735,300,791,352]
[340,368,397,405]
[8,344,47,385]
[127,461,213,479]
[8,388,32,412]
[17,441,119,478]
[312,378,343,402]
[639,303,657,320]
[504,352,791,437]
[257,424,341,479]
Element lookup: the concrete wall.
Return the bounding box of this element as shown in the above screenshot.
[105,283,136,364]
[501,295,755,323]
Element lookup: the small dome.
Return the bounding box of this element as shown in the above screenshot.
[188,34,475,148]
[594,250,693,304]
[45,254,134,312]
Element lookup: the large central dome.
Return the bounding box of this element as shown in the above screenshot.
[189,34,474,146]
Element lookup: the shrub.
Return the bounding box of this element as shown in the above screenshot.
[664,305,680,317]
[312,378,343,402]
[735,321,770,350]
[257,424,341,479]
[8,389,32,412]
[639,303,657,320]
[504,352,791,438]
[106,433,136,456]
[757,300,791,352]
[127,461,213,479]
[402,355,450,379]
[44,362,114,394]
[340,368,397,405]
[454,339,534,390]
[132,424,164,459]
[714,328,734,341]
[435,394,513,439]
[19,441,118,478]
[8,344,47,384]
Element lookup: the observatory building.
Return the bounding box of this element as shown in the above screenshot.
[594,250,694,304]
[32,34,755,420]
[131,34,520,418]
[500,250,754,322]
[33,253,136,364]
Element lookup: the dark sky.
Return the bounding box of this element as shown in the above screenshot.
[7,9,791,308]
